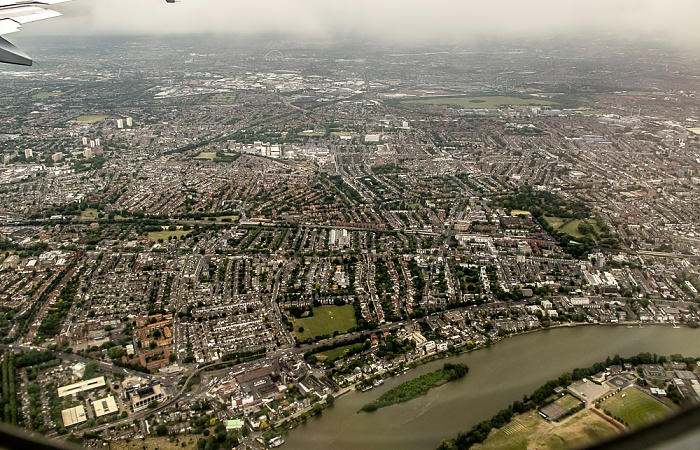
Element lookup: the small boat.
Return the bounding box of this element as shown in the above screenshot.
[269,436,285,448]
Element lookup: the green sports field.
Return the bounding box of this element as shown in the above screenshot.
[544,217,600,239]
[556,393,583,411]
[478,410,617,450]
[600,388,672,427]
[147,230,190,241]
[70,115,109,124]
[33,91,63,99]
[79,208,100,220]
[292,305,356,341]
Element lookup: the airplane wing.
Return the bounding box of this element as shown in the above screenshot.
[0,0,71,66]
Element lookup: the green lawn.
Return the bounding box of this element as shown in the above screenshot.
[33,91,63,100]
[600,388,672,427]
[292,305,356,341]
[70,115,109,124]
[544,216,566,229]
[556,393,583,411]
[560,219,600,239]
[216,215,239,222]
[478,410,617,450]
[208,93,237,103]
[401,95,556,109]
[194,152,217,159]
[544,217,600,239]
[147,230,190,241]
[315,343,364,362]
[330,132,357,138]
[79,208,99,220]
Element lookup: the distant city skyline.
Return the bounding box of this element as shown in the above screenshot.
[1,17,700,449]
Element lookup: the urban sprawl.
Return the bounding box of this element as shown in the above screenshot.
[0,36,699,449]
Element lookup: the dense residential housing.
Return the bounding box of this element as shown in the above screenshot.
[0,35,698,449]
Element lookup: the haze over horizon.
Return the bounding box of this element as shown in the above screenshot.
[15,0,700,49]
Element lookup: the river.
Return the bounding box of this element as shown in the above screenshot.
[282,325,700,450]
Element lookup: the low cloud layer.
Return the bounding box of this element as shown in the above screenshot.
[20,0,700,46]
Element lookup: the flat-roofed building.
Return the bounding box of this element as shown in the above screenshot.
[125,383,165,412]
[61,405,87,427]
[57,376,106,398]
[2,255,19,270]
[92,396,119,418]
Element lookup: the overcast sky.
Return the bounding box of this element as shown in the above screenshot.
[18,0,700,47]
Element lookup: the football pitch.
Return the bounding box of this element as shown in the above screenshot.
[292,305,356,341]
[600,388,672,427]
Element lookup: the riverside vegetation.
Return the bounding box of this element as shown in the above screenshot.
[360,363,469,412]
[436,352,697,450]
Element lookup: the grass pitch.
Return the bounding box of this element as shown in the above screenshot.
[544,217,600,239]
[216,215,239,222]
[560,219,599,238]
[401,95,556,109]
[293,305,356,341]
[110,436,196,450]
[599,388,672,427]
[79,208,99,220]
[33,91,63,99]
[477,410,618,450]
[71,115,109,124]
[147,230,190,241]
[209,93,236,102]
[556,394,583,411]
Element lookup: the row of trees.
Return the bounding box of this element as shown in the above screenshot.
[27,381,43,431]
[37,267,85,340]
[1,353,18,425]
[327,175,363,204]
[9,261,76,343]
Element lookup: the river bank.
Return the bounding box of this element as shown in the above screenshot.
[282,325,700,450]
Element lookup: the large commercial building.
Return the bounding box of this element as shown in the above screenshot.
[57,376,106,398]
[122,377,166,412]
[92,396,119,418]
[61,405,87,427]
[130,384,165,412]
